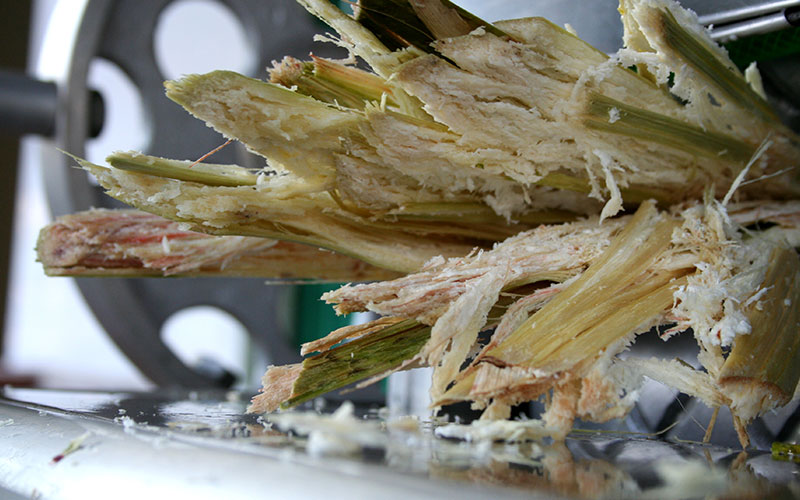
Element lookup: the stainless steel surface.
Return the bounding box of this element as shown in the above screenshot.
[706,11,792,41]
[0,388,546,499]
[2,388,800,499]
[697,0,800,25]
[696,0,800,42]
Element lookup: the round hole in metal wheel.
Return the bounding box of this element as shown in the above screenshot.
[154,0,257,81]
[85,57,151,168]
[160,305,250,388]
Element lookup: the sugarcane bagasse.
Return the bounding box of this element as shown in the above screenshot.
[37,0,800,448]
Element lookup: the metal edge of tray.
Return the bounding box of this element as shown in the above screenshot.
[0,395,545,500]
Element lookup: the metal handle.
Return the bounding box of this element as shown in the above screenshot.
[0,69,103,138]
[700,0,800,41]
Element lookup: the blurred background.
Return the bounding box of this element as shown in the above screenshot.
[2,0,303,390]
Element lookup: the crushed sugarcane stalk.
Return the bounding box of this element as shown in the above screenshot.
[37,0,800,448]
[251,199,800,445]
[36,208,401,281]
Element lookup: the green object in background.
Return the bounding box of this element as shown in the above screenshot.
[292,283,389,394]
[332,0,353,15]
[292,283,351,347]
[772,441,800,462]
[724,27,800,70]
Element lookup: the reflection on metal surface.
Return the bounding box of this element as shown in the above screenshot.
[698,1,800,42]
[1,388,799,499]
